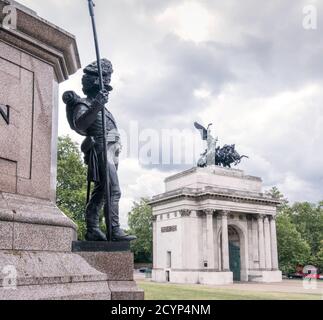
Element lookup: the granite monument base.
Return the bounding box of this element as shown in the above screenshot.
[0,192,76,252]
[0,250,111,300]
[0,193,143,300]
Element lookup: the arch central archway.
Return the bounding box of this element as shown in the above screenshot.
[228,226,241,281]
[218,222,248,282]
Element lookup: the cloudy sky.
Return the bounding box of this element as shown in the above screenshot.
[17,0,323,227]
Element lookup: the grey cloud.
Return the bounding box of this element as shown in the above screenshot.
[18,0,323,203]
[113,34,236,131]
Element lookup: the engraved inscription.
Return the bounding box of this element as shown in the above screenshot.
[0,104,9,124]
[0,55,34,193]
[161,225,177,233]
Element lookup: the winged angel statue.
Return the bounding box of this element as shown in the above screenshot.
[194,122,248,168]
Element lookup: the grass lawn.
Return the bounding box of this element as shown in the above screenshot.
[137,280,321,300]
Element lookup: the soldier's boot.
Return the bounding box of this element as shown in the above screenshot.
[111,227,137,242]
[105,196,136,242]
[85,215,107,241]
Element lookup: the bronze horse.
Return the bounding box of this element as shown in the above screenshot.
[215,144,248,168]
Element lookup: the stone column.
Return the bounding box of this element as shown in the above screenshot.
[264,215,272,270]
[205,209,215,269]
[270,216,279,270]
[247,215,254,268]
[252,217,259,262]
[180,209,191,269]
[257,215,266,270]
[221,211,230,271]
[152,215,157,269]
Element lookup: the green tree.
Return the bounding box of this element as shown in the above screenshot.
[266,186,289,209]
[57,136,87,239]
[269,187,323,272]
[128,199,153,263]
[267,186,284,200]
[276,212,311,274]
[288,202,323,257]
[314,240,323,271]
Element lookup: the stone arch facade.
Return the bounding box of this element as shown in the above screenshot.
[150,166,282,284]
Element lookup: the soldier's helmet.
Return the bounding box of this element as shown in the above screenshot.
[82,58,113,95]
[83,58,113,76]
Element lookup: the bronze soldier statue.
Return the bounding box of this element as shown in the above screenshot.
[62,58,136,242]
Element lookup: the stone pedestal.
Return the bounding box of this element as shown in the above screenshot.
[72,241,144,300]
[0,1,142,300]
[75,248,144,300]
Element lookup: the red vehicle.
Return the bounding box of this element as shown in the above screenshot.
[287,264,323,280]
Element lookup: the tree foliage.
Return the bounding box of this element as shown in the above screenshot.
[269,187,323,273]
[289,202,323,256]
[128,199,153,263]
[314,240,323,270]
[57,136,87,240]
[276,212,311,274]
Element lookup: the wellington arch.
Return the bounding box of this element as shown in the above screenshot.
[150,166,282,285]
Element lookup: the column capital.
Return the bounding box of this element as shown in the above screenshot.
[179,209,191,217]
[220,210,230,217]
[204,208,215,215]
[152,215,157,222]
[270,215,277,221]
[257,214,265,220]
